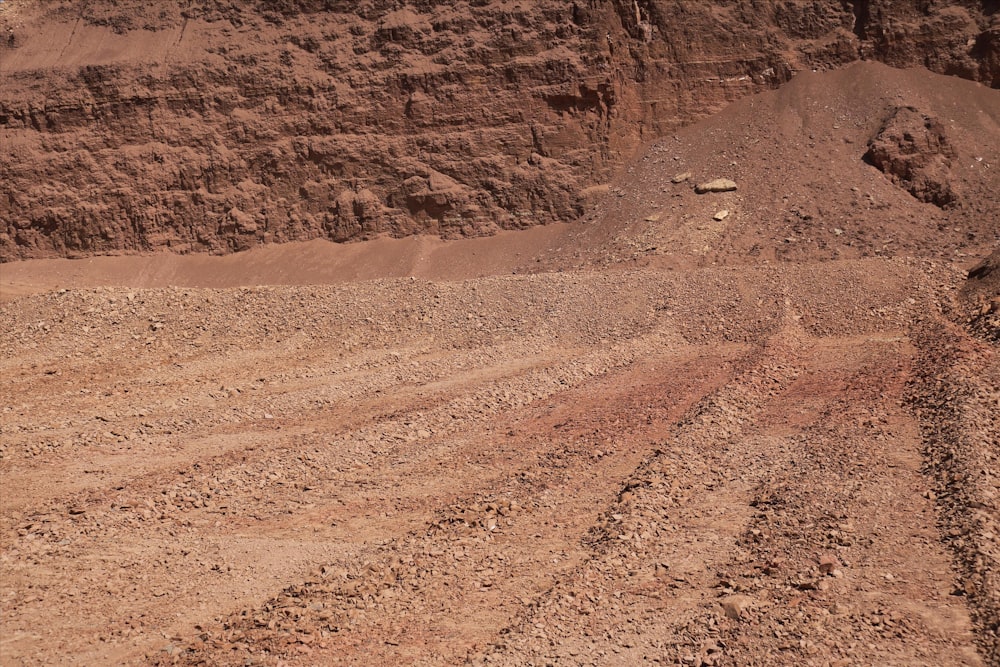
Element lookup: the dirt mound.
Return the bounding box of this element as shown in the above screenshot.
[537,62,999,272]
[2,1,998,260]
[0,226,576,302]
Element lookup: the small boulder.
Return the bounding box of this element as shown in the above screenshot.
[818,553,840,575]
[720,594,753,620]
[695,178,737,194]
[864,106,958,208]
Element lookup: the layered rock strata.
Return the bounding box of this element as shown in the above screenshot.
[1,0,997,259]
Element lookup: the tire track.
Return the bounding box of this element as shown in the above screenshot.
[150,344,747,666]
[477,327,983,666]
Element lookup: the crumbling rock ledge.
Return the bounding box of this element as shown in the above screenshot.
[1,0,998,260]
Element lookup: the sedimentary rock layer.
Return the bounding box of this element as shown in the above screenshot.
[1,0,997,259]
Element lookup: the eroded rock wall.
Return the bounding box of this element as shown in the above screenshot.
[1,0,997,260]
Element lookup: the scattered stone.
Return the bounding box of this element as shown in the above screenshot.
[713,210,729,221]
[695,179,737,194]
[671,172,692,184]
[818,553,840,575]
[720,595,753,621]
[795,578,819,591]
[830,602,849,615]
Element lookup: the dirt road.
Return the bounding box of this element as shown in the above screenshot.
[3,256,997,665]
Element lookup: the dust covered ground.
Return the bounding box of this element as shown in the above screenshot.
[1,64,999,666]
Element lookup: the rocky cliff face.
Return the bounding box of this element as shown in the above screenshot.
[1,0,997,260]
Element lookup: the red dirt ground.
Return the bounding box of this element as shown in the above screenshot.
[1,61,999,667]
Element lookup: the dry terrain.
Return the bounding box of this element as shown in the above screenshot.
[1,7,1000,667]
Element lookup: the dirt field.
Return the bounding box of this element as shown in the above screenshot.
[2,62,999,667]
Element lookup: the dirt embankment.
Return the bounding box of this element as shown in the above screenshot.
[532,61,1000,275]
[1,0,998,260]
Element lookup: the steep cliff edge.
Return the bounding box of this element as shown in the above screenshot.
[1,0,997,260]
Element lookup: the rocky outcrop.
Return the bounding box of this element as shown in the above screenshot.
[1,0,998,260]
[960,249,1000,344]
[864,106,959,208]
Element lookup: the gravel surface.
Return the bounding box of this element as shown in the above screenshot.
[1,61,998,666]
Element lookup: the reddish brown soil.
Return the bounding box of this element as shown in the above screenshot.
[4,256,997,667]
[1,15,999,667]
